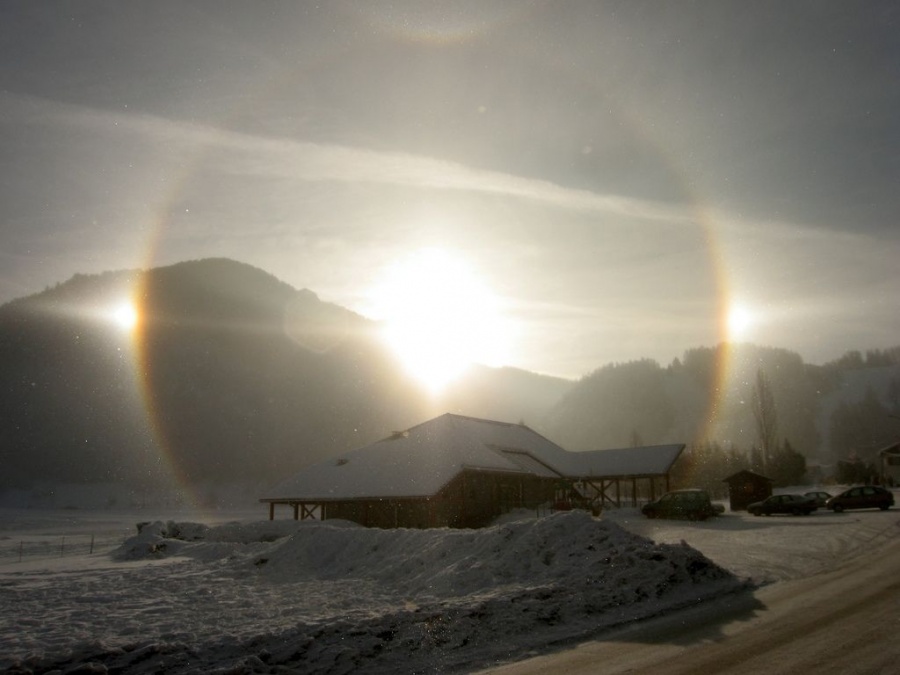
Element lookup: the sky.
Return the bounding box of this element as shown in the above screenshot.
[1,0,898,379]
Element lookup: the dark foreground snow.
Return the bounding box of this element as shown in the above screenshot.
[1,510,743,674]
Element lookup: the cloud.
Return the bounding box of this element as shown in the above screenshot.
[2,91,695,228]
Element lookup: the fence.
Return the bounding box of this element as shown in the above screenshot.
[0,533,127,565]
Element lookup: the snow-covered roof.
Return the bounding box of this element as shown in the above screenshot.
[559,444,685,479]
[263,413,684,501]
[723,469,773,483]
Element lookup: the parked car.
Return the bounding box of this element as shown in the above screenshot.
[803,491,832,508]
[641,489,719,521]
[748,493,817,516]
[825,486,894,512]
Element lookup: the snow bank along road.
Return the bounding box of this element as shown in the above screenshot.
[482,505,900,674]
[1,498,898,674]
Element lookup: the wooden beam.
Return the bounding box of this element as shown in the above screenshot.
[583,479,619,509]
[461,473,468,527]
[268,502,274,521]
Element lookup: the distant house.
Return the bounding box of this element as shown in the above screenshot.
[260,413,685,528]
[879,442,900,486]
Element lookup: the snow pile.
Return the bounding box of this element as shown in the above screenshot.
[254,511,733,602]
[111,518,305,561]
[4,511,745,674]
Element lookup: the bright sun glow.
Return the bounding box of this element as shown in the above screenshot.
[727,303,755,340]
[369,248,511,394]
[110,302,139,331]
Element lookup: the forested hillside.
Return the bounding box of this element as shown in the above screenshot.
[542,344,900,488]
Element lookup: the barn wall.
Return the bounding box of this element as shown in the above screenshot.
[318,472,557,529]
[325,501,366,525]
[438,471,556,528]
[325,499,433,528]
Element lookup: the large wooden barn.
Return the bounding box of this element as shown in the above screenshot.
[260,413,685,528]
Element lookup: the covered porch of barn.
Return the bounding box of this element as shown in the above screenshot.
[552,472,674,513]
[551,443,686,513]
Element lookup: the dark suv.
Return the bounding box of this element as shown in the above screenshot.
[641,489,719,521]
[825,486,894,512]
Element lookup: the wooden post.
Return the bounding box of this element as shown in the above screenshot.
[268,502,275,521]
[292,503,299,520]
[461,473,468,527]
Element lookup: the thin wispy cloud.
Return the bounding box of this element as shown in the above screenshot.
[3,91,694,228]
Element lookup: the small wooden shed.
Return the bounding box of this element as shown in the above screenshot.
[723,470,773,511]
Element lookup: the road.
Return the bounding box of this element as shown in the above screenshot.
[479,512,900,674]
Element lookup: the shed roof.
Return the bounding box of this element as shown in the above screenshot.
[262,413,684,502]
[723,469,773,483]
[878,441,900,456]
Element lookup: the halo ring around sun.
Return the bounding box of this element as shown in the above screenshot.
[116,19,742,500]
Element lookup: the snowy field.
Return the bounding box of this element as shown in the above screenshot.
[1,490,898,674]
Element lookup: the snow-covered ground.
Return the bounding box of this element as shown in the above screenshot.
[1,490,897,674]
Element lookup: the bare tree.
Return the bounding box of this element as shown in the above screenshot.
[751,368,778,472]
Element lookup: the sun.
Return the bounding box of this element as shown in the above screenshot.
[368,248,511,393]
